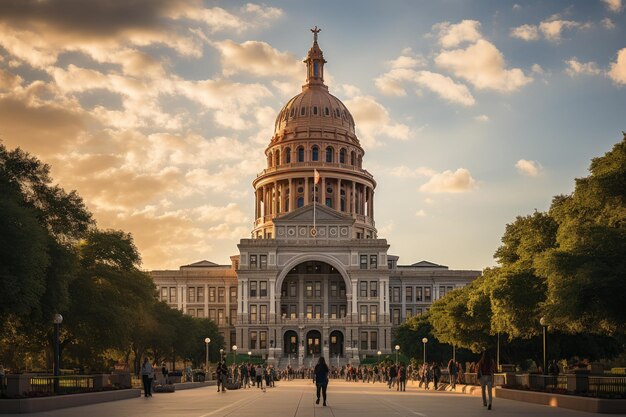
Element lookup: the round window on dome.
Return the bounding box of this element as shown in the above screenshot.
[326,187,333,194]
[297,187,304,193]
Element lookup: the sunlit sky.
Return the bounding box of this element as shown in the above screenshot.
[1,0,625,271]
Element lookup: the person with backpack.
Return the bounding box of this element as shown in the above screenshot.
[314,356,329,406]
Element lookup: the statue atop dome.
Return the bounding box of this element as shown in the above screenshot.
[311,26,321,43]
[305,26,326,87]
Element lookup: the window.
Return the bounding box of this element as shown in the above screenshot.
[217,309,224,324]
[250,255,257,269]
[392,287,401,303]
[325,107,330,116]
[209,287,216,302]
[312,146,319,161]
[250,305,257,322]
[351,151,356,166]
[330,282,337,297]
[250,331,257,349]
[218,287,225,302]
[188,308,196,317]
[198,287,205,302]
[230,287,237,303]
[405,308,412,318]
[209,309,216,322]
[370,306,378,323]
[325,146,333,163]
[314,305,321,319]
[300,107,306,116]
[361,331,368,350]
[260,255,267,269]
[250,281,257,298]
[416,308,423,316]
[260,281,267,297]
[289,282,297,297]
[188,287,196,303]
[370,281,378,298]
[285,147,291,163]
[315,281,322,297]
[259,331,267,349]
[169,287,177,303]
[305,281,313,297]
[260,305,267,323]
[161,287,167,301]
[370,255,377,269]
[360,255,368,269]
[297,197,304,208]
[416,287,422,302]
[297,147,304,162]
[313,106,318,115]
[339,283,346,297]
[230,309,237,325]
[340,149,346,164]
[330,305,338,319]
[406,286,413,303]
[335,108,340,117]
[339,305,346,318]
[370,332,378,350]
[360,281,368,298]
[325,197,332,207]
[360,305,368,323]
[306,304,313,319]
[424,287,431,302]
[197,308,204,318]
[289,304,297,319]
[392,308,401,325]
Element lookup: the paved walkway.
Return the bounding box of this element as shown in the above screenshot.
[4,380,608,417]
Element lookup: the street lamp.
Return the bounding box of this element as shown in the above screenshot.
[394,345,400,365]
[377,350,382,363]
[219,348,224,363]
[204,338,211,376]
[232,345,238,365]
[53,314,63,393]
[540,317,548,375]
[422,337,428,365]
[248,351,252,363]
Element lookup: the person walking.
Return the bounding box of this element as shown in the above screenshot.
[255,364,264,391]
[314,356,329,406]
[478,351,495,410]
[140,357,154,397]
[397,363,407,392]
[432,362,441,390]
[448,359,458,390]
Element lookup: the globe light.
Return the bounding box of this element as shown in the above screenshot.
[394,345,400,351]
[422,337,428,344]
[204,337,211,344]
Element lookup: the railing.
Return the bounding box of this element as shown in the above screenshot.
[529,374,568,390]
[589,376,626,396]
[30,375,94,394]
[256,162,375,180]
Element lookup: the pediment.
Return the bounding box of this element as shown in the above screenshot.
[274,203,354,224]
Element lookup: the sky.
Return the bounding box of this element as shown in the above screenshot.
[0,0,625,271]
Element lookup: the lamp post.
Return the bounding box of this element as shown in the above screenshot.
[422,337,428,365]
[394,345,400,365]
[232,345,238,365]
[540,317,548,375]
[53,314,63,393]
[220,348,224,363]
[248,351,252,364]
[377,350,382,363]
[204,338,211,375]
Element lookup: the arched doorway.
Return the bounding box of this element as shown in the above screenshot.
[284,330,298,356]
[306,330,321,356]
[329,330,344,357]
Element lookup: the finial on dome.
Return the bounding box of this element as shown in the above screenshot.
[311,26,321,43]
[304,26,327,89]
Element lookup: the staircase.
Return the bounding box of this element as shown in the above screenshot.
[275,355,350,369]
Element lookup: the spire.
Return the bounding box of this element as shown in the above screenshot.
[304,26,327,89]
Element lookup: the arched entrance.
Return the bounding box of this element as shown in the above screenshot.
[306,330,321,356]
[329,330,344,357]
[284,330,298,356]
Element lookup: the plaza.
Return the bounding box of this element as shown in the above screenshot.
[1,380,606,417]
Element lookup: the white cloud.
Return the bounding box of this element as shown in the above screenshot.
[387,48,426,69]
[415,209,427,217]
[513,4,522,11]
[539,19,583,42]
[389,165,435,178]
[511,17,592,42]
[510,24,540,41]
[602,0,623,13]
[213,39,301,79]
[602,18,616,29]
[565,58,602,76]
[608,47,626,85]
[419,168,478,193]
[337,84,362,98]
[343,95,411,147]
[515,159,542,176]
[433,20,483,48]
[474,114,489,122]
[531,64,545,74]
[435,39,532,92]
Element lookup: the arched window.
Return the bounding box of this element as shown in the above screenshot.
[275,149,280,166]
[325,107,330,116]
[285,147,291,164]
[300,107,306,116]
[297,146,305,162]
[335,108,340,118]
[268,153,273,167]
[312,146,319,161]
[313,106,318,115]
[297,197,304,208]
[351,151,356,166]
[339,148,346,164]
[325,146,333,163]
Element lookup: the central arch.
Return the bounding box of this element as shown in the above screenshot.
[283,330,298,356]
[275,253,351,296]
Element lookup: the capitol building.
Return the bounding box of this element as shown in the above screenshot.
[150,29,480,367]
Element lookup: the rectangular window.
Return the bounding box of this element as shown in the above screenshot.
[360,305,368,323]
[188,287,195,303]
[339,305,346,318]
[360,331,368,350]
[370,305,378,323]
[339,283,346,297]
[230,287,237,303]
[209,309,216,322]
[360,255,368,269]
[169,287,177,303]
[306,305,313,319]
[290,282,297,297]
[331,282,338,297]
[250,305,257,323]
[198,287,205,302]
[314,305,321,319]
[370,281,378,298]
[250,255,257,269]
[424,287,431,302]
[360,281,368,298]
[217,309,224,324]
[161,287,167,301]
[218,287,225,303]
[260,254,267,269]
[250,331,257,349]
[280,305,287,318]
[250,281,257,297]
[370,255,377,269]
[197,308,204,318]
[405,308,412,318]
[392,287,401,303]
[230,308,237,325]
[331,305,338,319]
[289,304,297,319]
[416,308,423,316]
[188,308,196,317]
[209,287,216,302]
[392,308,401,325]
[259,331,267,349]
[314,281,322,297]
[416,287,422,302]
[370,331,378,350]
[305,281,313,297]
[260,305,267,323]
[260,281,268,297]
[406,286,413,303]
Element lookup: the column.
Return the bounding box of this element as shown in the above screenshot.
[298,278,304,319]
[304,176,310,205]
[379,280,384,316]
[351,280,358,316]
[181,285,187,313]
[204,283,209,317]
[289,178,294,213]
[323,277,329,320]
[243,280,249,314]
[351,181,356,214]
[321,176,326,207]
[269,279,276,315]
[335,178,341,211]
[371,189,374,219]
[272,181,277,215]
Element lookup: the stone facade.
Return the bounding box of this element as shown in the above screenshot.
[150,29,480,366]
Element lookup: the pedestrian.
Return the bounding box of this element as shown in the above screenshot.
[477,351,495,410]
[432,362,441,390]
[314,356,329,406]
[255,364,264,391]
[141,357,154,397]
[220,361,228,392]
[161,362,169,384]
[448,359,458,390]
[397,363,406,391]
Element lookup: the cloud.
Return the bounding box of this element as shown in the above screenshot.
[510,17,591,42]
[336,84,362,98]
[433,20,482,48]
[343,96,411,147]
[415,209,427,217]
[213,39,301,79]
[377,221,395,236]
[510,24,540,41]
[474,114,489,122]
[419,168,478,193]
[602,0,623,13]
[608,48,626,85]
[565,58,602,76]
[602,18,616,29]
[389,165,436,178]
[539,19,584,42]
[435,39,532,92]
[512,4,522,11]
[515,159,542,176]
[387,48,426,69]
